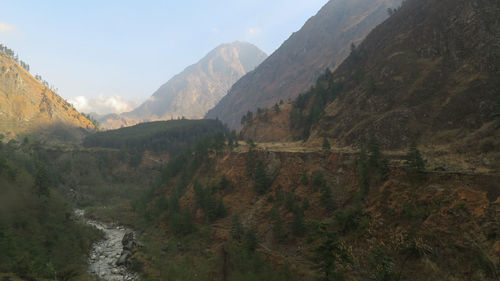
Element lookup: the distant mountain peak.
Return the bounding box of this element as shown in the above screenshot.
[120,41,267,124]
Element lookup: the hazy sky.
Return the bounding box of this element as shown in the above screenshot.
[0,0,328,114]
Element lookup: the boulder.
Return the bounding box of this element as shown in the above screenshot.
[122,231,136,250]
[116,250,131,266]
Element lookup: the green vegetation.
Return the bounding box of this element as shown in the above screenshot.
[367,248,400,281]
[82,113,100,129]
[310,223,351,281]
[357,136,389,197]
[405,141,426,183]
[83,119,227,155]
[241,110,254,126]
[493,95,500,126]
[253,160,271,195]
[273,103,281,113]
[0,141,101,280]
[0,44,30,72]
[301,170,309,185]
[290,69,343,140]
[322,137,331,151]
[194,182,227,222]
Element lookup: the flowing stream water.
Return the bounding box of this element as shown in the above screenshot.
[75,210,138,281]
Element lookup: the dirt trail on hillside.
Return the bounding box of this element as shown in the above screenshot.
[233,141,497,175]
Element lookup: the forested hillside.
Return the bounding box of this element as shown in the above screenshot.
[83,119,229,155]
[0,138,101,280]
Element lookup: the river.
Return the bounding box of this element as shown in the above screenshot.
[75,209,138,281]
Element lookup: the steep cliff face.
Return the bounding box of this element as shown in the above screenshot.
[0,51,95,140]
[206,0,403,129]
[123,41,267,122]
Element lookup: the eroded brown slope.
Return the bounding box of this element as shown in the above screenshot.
[0,51,95,139]
[206,0,403,129]
[136,143,499,280]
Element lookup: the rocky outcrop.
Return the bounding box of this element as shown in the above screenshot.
[117,231,136,267]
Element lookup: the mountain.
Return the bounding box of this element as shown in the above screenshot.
[296,0,500,151]
[206,0,403,129]
[0,49,95,140]
[122,41,267,123]
[89,112,138,130]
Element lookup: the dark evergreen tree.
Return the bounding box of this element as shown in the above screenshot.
[358,148,369,196]
[292,208,306,237]
[311,224,351,281]
[493,95,500,126]
[34,165,50,198]
[322,138,331,151]
[244,228,258,252]
[405,141,426,182]
[230,215,244,242]
[301,170,309,185]
[254,160,270,195]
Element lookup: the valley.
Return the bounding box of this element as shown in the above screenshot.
[0,0,499,280]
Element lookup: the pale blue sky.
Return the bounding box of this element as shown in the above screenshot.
[0,0,327,114]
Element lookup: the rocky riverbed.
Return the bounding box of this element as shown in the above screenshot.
[75,210,138,281]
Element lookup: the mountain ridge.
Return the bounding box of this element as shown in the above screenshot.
[206,0,403,129]
[0,50,95,140]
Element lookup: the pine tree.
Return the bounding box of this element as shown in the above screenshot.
[367,136,381,169]
[254,160,270,194]
[230,215,244,242]
[405,141,426,183]
[358,148,369,196]
[273,103,281,113]
[34,165,50,198]
[311,224,351,281]
[244,228,258,252]
[493,96,500,127]
[301,170,309,185]
[322,138,331,151]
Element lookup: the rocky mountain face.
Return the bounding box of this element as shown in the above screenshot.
[121,41,267,124]
[206,0,403,129]
[0,51,95,140]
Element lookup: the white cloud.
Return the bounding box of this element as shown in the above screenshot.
[246,27,262,37]
[211,27,220,34]
[68,94,137,115]
[0,22,16,33]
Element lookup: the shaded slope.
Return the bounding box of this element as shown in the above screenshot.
[206,0,403,129]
